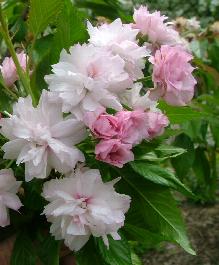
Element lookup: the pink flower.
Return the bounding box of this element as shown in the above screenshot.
[95,139,134,168]
[133,6,180,45]
[0,51,29,87]
[146,111,169,138]
[149,45,196,106]
[116,110,149,145]
[84,107,119,139]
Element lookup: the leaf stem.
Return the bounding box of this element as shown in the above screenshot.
[0,5,37,106]
[135,76,152,83]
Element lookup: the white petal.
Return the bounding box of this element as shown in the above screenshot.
[0,200,9,227]
[2,192,22,210]
[66,235,90,251]
[2,139,27,160]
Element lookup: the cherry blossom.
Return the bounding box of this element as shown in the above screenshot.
[149,45,196,106]
[0,91,86,181]
[87,18,149,80]
[42,167,131,251]
[45,44,132,120]
[133,5,181,45]
[95,139,134,167]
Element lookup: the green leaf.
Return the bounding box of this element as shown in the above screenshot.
[125,224,165,249]
[122,173,195,255]
[23,179,45,211]
[131,252,143,265]
[30,34,54,93]
[0,85,13,112]
[159,101,203,124]
[135,144,186,162]
[74,0,129,21]
[37,233,60,265]
[171,134,195,178]
[10,231,37,265]
[210,122,219,146]
[155,145,186,159]
[130,162,193,197]
[76,239,105,265]
[193,147,211,186]
[28,0,63,37]
[181,120,208,142]
[96,234,132,265]
[51,0,88,64]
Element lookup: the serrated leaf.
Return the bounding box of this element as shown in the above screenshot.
[30,34,54,93]
[23,179,45,211]
[37,233,60,265]
[96,234,132,265]
[51,0,88,64]
[0,85,13,113]
[28,0,63,37]
[76,239,105,265]
[171,134,195,178]
[122,172,195,255]
[10,231,37,265]
[155,145,186,158]
[134,145,186,162]
[159,101,203,124]
[125,224,165,249]
[130,162,193,197]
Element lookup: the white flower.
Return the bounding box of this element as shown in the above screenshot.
[87,18,149,80]
[45,44,132,120]
[0,169,22,227]
[0,91,86,182]
[120,82,158,112]
[42,167,131,251]
[186,17,201,31]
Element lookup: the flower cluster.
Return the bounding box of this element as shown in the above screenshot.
[0,5,197,252]
[84,107,168,167]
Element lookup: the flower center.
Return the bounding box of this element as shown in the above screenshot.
[87,63,99,78]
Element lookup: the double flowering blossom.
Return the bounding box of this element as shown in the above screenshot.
[0,5,197,251]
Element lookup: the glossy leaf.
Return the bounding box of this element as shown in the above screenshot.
[28,0,63,37]
[96,234,132,265]
[10,231,37,265]
[171,134,195,178]
[37,233,60,265]
[76,239,105,265]
[125,224,165,249]
[159,101,203,124]
[51,0,88,64]
[130,162,193,197]
[122,173,195,255]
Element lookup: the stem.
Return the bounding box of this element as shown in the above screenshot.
[6,160,14,169]
[0,5,37,106]
[135,76,152,83]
